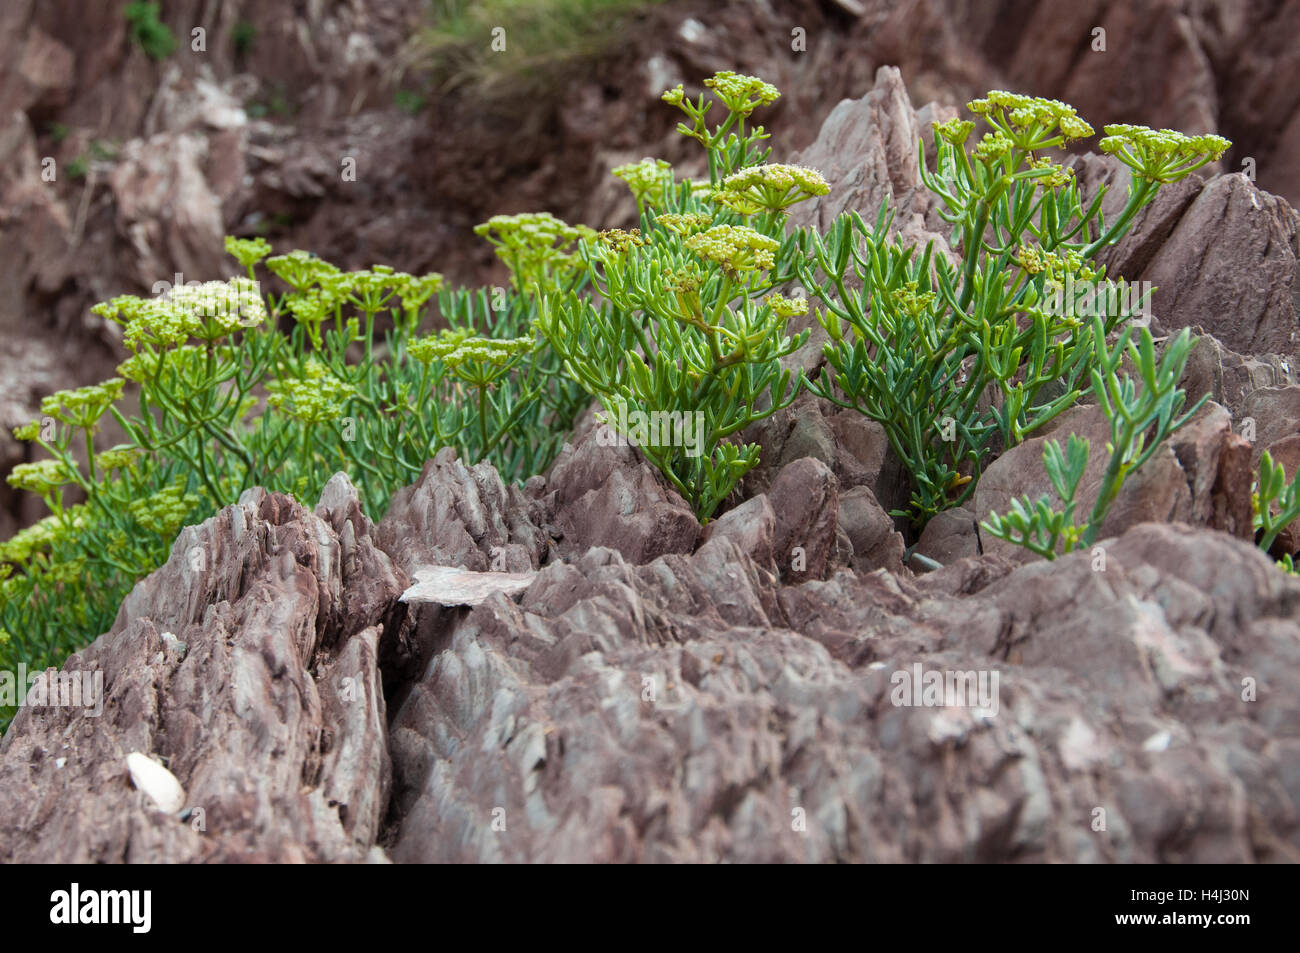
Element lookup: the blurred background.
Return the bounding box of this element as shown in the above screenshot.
[2,0,1297,538]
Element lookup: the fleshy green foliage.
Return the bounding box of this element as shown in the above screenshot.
[474,213,596,294]
[981,322,1207,558]
[1252,451,1300,553]
[0,240,585,726]
[124,1,177,61]
[423,0,665,99]
[805,91,1229,523]
[535,74,811,519]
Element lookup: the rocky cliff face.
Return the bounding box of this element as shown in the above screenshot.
[2,5,1300,863]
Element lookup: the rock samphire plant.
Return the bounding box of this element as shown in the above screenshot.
[1252,451,1300,558]
[802,91,1229,524]
[979,320,1207,558]
[1,240,585,722]
[536,72,818,519]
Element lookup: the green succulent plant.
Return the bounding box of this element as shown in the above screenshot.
[981,321,1207,558]
[1,242,585,728]
[805,91,1229,524]
[535,72,817,519]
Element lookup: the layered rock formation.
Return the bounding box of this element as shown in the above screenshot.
[4,427,1299,862]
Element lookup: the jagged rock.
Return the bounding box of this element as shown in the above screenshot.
[1139,174,1300,355]
[769,456,839,582]
[108,132,232,290]
[0,23,74,116]
[838,485,906,574]
[1179,330,1295,425]
[385,520,1300,862]
[377,448,551,576]
[5,443,1300,863]
[543,426,700,565]
[701,494,778,576]
[913,505,979,568]
[1171,403,1254,539]
[788,64,952,252]
[0,480,402,862]
[742,395,906,521]
[1240,385,1300,466]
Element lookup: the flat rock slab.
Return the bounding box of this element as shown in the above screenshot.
[400,565,537,607]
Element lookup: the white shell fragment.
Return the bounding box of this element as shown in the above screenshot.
[1141,730,1173,753]
[400,565,536,607]
[126,752,186,814]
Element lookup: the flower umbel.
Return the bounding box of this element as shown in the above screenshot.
[266,358,354,425]
[685,224,779,274]
[702,71,780,116]
[613,158,673,210]
[714,163,829,214]
[1100,124,1231,184]
[967,90,1095,149]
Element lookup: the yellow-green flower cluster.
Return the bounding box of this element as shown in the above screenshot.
[714,164,829,214]
[967,90,1095,144]
[266,358,354,425]
[446,337,535,371]
[40,378,125,429]
[224,235,272,269]
[119,299,194,352]
[974,132,1013,163]
[395,272,444,313]
[1100,124,1232,184]
[598,228,647,256]
[891,281,936,319]
[6,459,74,495]
[613,158,673,208]
[164,278,267,339]
[407,328,473,365]
[763,292,809,318]
[1017,245,1098,284]
[129,484,200,537]
[112,278,266,352]
[934,118,975,145]
[474,212,596,291]
[90,295,144,326]
[655,212,712,236]
[266,250,343,291]
[96,447,140,473]
[444,336,536,386]
[1029,156,1075,190]
[661,85,686,107]
[702,71,780,116]
[685,224,779,274]
[0,509,84,565]
[286,289,330,327]
[345,266,401,313]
